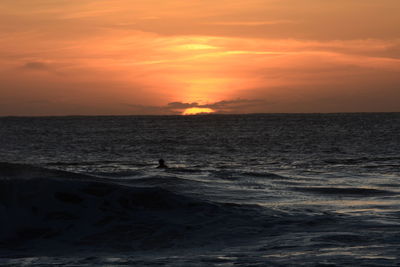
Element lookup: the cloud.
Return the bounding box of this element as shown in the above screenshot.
[18,61,64,76]
[21,61,49,71]
[126,99,270,115]
[203,99,266,109]
[168,99,269,114]
[203,20,296,26]
[124,104,178,115]
[167,102,199,109]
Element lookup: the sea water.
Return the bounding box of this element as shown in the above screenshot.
[0,113,400,266]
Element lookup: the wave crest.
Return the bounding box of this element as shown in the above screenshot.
[0,162,282,252]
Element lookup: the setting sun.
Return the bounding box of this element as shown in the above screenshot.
[1,0,400,116]
[182,107,215,115]
[1,0,399,265]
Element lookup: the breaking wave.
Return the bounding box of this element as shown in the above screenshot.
[0,162,301,252]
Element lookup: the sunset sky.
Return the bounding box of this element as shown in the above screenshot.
[1,0,399,115]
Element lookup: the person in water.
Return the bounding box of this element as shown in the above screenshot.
[157,158,168,168]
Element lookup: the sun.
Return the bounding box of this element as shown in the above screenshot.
[182,107,215,115]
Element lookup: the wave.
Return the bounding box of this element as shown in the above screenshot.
[324,156,400,165]
[291,186,397,196]
[2,162,363,254]
[239,171,289,180]
[211,170,288,181]
[0,162,94,180]
[363,164,400,169]
[0,162,296,252]
[127,176,204,187]
[90,170,144,178]
[166,167,203,174]
[311,233,371,244]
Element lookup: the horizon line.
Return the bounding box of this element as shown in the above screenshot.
[1,111,399,118]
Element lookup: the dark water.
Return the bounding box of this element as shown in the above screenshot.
[1,113,400,266]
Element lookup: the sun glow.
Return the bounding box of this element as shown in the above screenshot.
[182,107,215,115]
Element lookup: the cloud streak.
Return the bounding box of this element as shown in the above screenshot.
[126,99,270,115]
[20,62,52,72]
[203,20,296,26]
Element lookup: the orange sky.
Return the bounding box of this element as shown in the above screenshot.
[1,0,399,115]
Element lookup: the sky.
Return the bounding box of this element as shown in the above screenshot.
[1,0,400,115]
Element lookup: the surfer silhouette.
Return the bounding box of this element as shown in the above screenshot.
[157,158,168,168]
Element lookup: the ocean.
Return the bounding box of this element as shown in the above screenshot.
[1,113,400,266]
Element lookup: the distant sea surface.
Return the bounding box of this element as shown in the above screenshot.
[1,113,400,266]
